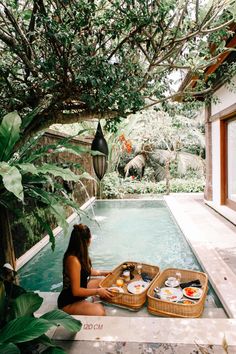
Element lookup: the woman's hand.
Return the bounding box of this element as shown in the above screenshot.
[97,287,114,299]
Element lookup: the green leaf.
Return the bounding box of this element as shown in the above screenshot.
[0,162,23,201]
[0,112,21,161]
[34,213,55,251]
[36,334,55,347]
[41,310,82,332]
[22,9,32,20]
[25,187,56,205]
[50,204,68,234]
[4,282,26,300]
[25,188,69,234]
[0,280,6,321]
[60,143,89,155]
[0,316,53,343]
[0,343,20,354]
[42,347,67,354]
[37,164,80,181]
[16,163,39,175]
[11,292,43,318]
[77,171,96,181]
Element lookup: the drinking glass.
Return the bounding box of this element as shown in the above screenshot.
[176,272,181,283]
[116,278,124,287]
[137,263,142,275]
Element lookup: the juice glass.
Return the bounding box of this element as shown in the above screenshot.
[116,278,124,287]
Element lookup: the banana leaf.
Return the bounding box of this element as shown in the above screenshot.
[42,347,67,354]
[37,164,81,181]
[0,112,21,162]
[34,213,56,251]
[0,316,52,343]
[10,292,43,319]
[16,163,39,175]
[35,335,67,354]
[19,142,90,163]
[0,343,20,354]
[35,334,55,348]
[41,309,82,332]
[0,163,24,201]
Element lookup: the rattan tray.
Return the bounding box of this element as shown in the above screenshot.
[147,268,208,318]
[99,261,160,311]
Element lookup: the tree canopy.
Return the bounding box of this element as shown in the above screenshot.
[0,0,236,141]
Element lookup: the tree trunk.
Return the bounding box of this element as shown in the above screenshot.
[0,206,16,271]
[165,160,170,195]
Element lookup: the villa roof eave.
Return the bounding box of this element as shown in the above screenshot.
[177,25,236,100]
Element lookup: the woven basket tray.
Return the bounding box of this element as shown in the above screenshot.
[147,268,208,318]
[99,261,160,311]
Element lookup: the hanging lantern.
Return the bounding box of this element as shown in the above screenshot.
[91,122,109,180]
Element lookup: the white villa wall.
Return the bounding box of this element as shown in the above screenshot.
[212,75,236,115]
[211,120,221,205]
[205,76,236,225]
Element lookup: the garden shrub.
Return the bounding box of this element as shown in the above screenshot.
[102,172,124,198]
[102,172,205,198]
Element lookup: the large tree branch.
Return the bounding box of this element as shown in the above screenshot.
[143,87,213,110]
[0,31,38,76]
[201,18,234,34]
[107,25,145,61]
[19,109,120,146]
[3,4,35,60]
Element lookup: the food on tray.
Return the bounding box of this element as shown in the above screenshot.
[158,287,183,302]
[116,278,124,287]
[178,299,195,305]
[184,287,198,296]
[133,284,145,293]
[127,280,148,294]
[109,288,119,293]
[183,287,203,299]
[108,287,124,294]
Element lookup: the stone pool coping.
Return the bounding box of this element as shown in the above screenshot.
[164,193,236,319]
[47,315,236,346]
[18,193,236,351]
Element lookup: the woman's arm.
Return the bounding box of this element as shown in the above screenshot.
[66,256,113,299]
[90,268,111,277]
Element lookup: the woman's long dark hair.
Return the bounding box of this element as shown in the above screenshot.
[63,224,92,274]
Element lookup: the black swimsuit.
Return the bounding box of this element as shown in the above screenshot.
[57,262,90,309]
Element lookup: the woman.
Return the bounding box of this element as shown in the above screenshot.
[58,223,114,316]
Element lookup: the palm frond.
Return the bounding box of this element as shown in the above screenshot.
[177,152,205,176]
[0,112,21,162]
[124,154,146,177]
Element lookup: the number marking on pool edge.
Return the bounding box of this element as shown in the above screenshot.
[83,323,103,330]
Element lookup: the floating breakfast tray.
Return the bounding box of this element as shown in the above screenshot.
[99,261,160,311]
[147,268,208,318]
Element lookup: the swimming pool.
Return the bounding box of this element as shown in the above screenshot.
[19,199,220,307]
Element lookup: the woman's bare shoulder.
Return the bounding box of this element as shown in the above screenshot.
[66,255,81,267]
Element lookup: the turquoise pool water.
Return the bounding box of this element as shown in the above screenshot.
[19,199,205,292]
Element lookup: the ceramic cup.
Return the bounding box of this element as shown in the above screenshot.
[123,270,130,282]
[167,276,177,285]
